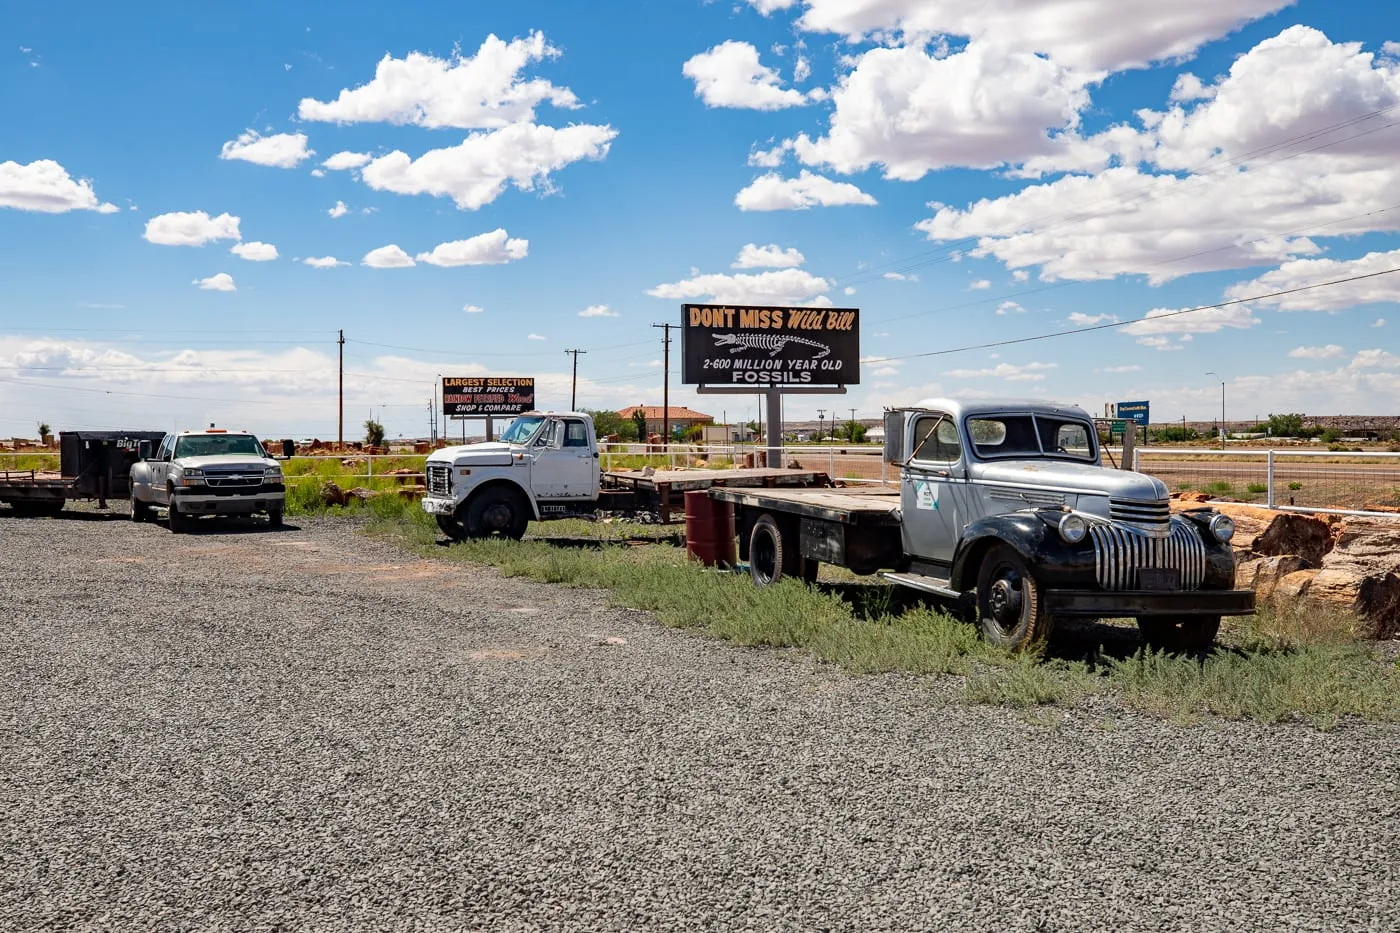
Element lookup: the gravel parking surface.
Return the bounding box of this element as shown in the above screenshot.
[2,505,1398,931]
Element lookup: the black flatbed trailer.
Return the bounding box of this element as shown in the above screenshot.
[709,484,902,577]
[0,430,165,516]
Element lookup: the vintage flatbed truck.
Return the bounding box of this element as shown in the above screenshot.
[0,430,166,517]
[422,411,827,539]
[710,398,1254,651]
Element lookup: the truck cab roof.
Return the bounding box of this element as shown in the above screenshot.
[904,398,1092,421]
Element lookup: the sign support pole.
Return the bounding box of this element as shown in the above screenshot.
[764,390,783,468]
[485,416,494,443]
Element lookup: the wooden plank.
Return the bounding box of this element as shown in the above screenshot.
[709,485,901,525]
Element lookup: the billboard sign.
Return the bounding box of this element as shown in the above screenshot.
[1116,400,1150,426]
[442,377,535,417]
[681,303,860,387]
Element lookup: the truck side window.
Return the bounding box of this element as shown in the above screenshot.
[911,416,961,463]
[563,420,589,448]
[535,421,562,448]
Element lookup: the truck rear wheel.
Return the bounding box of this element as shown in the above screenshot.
[976,544,1054,650]
[1137,615,1220,652]
[466,488,529,540]
[748,514,817,587]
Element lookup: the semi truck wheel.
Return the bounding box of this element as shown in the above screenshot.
[130,491,152,523]
[466,488,529,540]
[1137,615,1220,652]
[976,544,1054,650]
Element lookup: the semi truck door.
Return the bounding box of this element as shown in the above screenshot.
[899,414,966,564]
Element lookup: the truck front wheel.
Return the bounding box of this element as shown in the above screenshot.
[976,544,1054,650]
[437,514,468,541]
[167,497,187,534]
[466,488,529,540]
[1137,615,1220,652]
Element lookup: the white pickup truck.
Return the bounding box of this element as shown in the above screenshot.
[421,411,604,539]
[129,428,285,532]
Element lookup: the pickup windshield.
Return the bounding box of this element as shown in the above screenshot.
[498,416,545,445]
[174,435,266,458]
[966,415,1096,462]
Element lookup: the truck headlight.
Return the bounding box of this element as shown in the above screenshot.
[178,469,203,486]
[264,466,282,479]
[1209,513,1235,543]
[1058,513,1088,544]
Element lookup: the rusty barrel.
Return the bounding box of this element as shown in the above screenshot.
[684,489,736,567]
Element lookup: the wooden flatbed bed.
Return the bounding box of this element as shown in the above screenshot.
[709,483,905,578]
[600,467,829,522]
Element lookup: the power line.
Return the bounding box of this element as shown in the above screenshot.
[861,265,1400,364]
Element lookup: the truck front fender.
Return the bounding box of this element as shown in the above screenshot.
[461,478,541,522]
[950,511,1096,591]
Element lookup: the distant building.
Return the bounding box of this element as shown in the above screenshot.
[616,405,714,437]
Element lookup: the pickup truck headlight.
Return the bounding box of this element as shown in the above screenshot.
[1209,513,1236,543]
[177,469,203,487]
[264,466,282,479]
[1057,512,1088,544]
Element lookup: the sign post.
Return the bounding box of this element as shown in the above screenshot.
[442,377,535,442]
[681,303,860,469]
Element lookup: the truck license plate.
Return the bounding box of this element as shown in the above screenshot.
[1137,568,1181,591]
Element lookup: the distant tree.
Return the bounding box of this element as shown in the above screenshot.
[586,409,623,438]
[631,409,648,440]
[679,424,705,443]
[364,419,386,447]
[36,422,51,437]
[1319,427,1343,443]
[1265,413,1306,437]
[1153,425,1199,442]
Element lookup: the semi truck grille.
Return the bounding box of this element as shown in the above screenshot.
[1090,520,1206,592]
[1109,496,1171,534]
[426,464,452,497]
[205,471,263,487]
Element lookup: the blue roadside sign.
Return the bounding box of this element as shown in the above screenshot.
[1116,400,1150,426]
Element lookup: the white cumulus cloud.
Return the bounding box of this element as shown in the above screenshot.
[415,229,528,266]
[302,256,347,268]
[219,130,313,168]
[945,361,1057,382]
[1223,248,1400,313]
[323,151,373,171]
[328,200,349,218]
[648,268,832,306]
[298,32,579,129]
[193,273,236,292]
[579,305,619,318]
[144,211,241,246]
[682,40,810,111]
[0,159,119,214]
[527,333,546,341]
[735,170,876,211]
[733,243,806,269]
[230,241,277,262]
[1289,345,1345,359]
[361,245,416,268]
[1121,304,1259,337]
[463,304,484,313]
[358,121,617,210]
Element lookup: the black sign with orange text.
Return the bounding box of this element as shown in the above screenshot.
[442,376,535,416]
[681,303,860,386]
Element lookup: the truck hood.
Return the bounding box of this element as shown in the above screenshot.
[173,454,274,470]
[975,459,1168,500]
[429,442,519,468]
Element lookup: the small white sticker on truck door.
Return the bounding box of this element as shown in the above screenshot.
[915,481,940,511]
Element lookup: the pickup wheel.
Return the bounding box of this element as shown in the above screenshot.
[748,514,816,586]
[130,490,152,523]
[267,507,284,528]
[1137,615,1220,653]
[466,488,529,540]
[167,497,187,534]
[976,544,1054,650]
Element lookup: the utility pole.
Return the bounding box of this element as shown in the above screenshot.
[564,349,586,410]
[652,323,672,449]
[850,407,858,440]
[817,408,826,443]
[337,329,345,449]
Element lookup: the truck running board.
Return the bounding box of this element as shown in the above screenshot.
[880,572,962,600]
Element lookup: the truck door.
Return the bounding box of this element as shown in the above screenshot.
[899,413,968,564]
[149,435,173,504]
[529,418,595,499]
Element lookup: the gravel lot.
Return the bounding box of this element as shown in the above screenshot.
[2,505,1398,932]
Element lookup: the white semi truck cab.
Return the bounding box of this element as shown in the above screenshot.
[421,411,602,539]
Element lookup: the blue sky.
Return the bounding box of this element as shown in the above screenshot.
[3,0,1399,438]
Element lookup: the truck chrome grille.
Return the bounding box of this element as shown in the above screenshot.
[1109,496,1171,535]
[426,464,452,497]
[988,488,1065,508]
[1090,520,1206,592]
[204,470,263,487]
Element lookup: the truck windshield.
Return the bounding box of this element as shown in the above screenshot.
[498,416,545,444]
[174,435,266,458]
[966,416,1096,462]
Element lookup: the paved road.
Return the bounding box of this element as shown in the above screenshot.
[2,509,1397,931]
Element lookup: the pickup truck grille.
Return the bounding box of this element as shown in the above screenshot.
[1109,496,1171,533]
[1090,521,1206,592]
[204,470,263,488]
[426,464,452,497]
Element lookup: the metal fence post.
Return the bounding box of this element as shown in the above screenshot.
[367,456,373,481]
[828,446,835,479]
[1266,449,1275,509]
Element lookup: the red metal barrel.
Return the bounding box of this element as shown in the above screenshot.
[684,490,736,567]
